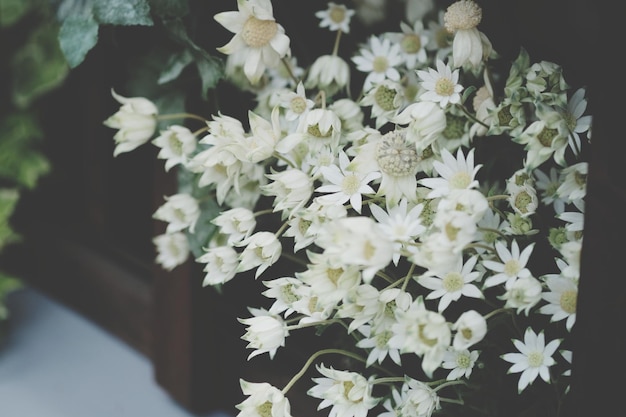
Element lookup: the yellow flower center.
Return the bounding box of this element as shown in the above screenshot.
[257,401,273,417]
[514,190,533,214]
[435,77,455,97]
[290,96,307,114]
[341,173,361,195]
[372,56,389,74]
[527,351,544,368]
[449,171,471,189]
[442,272,464,292]
[327,267,344,285]
[168,135,183,155]
[456,352,471,368]
[376,130,420,177]
[242,16,278,48]
[329,5,347,24]
[504,259,521,276]
[560,290,577,314]
[401,33,422,54]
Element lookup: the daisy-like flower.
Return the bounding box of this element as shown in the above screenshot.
[212,207,257,245]
[356,324,402,366]
[214,0,291,85]
[359,79,405,129]
[236,231,282,278]
[562,87,593,155]
[539,272,578,331]
[534,166,566,214]
[556,161,587,203]
[416,59,463,108]
[352,35,404,91]
[443,0,489,68]
[441,348,479,380]
[152,193,201,234]
[483,239,534,288]
[369,198,426,265]
[316,150,381,214]
[315,2,355,33]
[236,379,292,417]
[395,377,440,417]
[196,245,239,286]
[262,276,304,317]
[418,255,483,313]
[152,125,197,171]
[500,275,543,316]
[239,307,289,359]
[152,232,190,271]
[501,328,561,393]
[418,147,481,198]
[261,168,314,216]
[308,364,380,417]
[103,89,158,156]
[278,81,315,123]
[387,20,429,69]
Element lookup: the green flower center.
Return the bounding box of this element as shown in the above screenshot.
[401,33,422,54]
[327,267,344,285]
[297,218,312,236]
[329,5,347,23]
[257,401,273,417]
[343,381,355,398]
[341,173,361,195]
[449,171,471,189]
[443,272,464,292]
[560,290,577,314]
[514,190,533,214]
[280,283,299,304]
[497,105,513,126]
[307,123,333,138]
[373,56,389,74]
[242,17,278,48]
[374,85,398,111]
[574,171,587,187]
[168,135,183,155]
[456,352,471,368]
[504,259,521,276]
[528,351,544,368]
[443,113,466,139]
[538,127,558,147]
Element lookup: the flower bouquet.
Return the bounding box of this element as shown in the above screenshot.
[103,1,591,416]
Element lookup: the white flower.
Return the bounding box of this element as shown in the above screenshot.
[501,328,561,393]
[308,364,380,417]
[539,274,578,331]
[262,276,304,317]
[261,168,314,216]
[239,307,289,359]
[236,231,282,278]
[417,59,463,108]
[235,107,283,163]
[393,101,447,153]
[418,255,483,312]
[483,239,534,288]
[315,2,355,33]
[534,166,566,213]
[212,207,257,245]
[419,147,481,198]
[388,20,429,69]
[356,324,402,366]
[359,80,405,129]
[443,0,488,68]
[396,378,440,417]
[305,55,351,97]
[152,125,197,171]
[441,348,479,380]
[507,183,539,217]
[152,232,190,271]
[297,251,361,306]
[369,199,426,265]
[562,87,592,155]
[316,150,381,214]
[103,89,158,156]
[500,275,543,315]
[556,162,587,203]
[236,379,292,417]
[352,35,403,91]
[214,0,291,85]
[451,309,487,350]
[196,245,239,286]
[152,193,200,233]
[278,81,314,123]
[315,216,394,283]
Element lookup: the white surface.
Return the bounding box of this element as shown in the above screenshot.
[0,286,231,417]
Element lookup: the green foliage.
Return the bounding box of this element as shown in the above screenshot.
[58,15,99,68]
[93,0,153,26]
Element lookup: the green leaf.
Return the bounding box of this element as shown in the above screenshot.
[195,55,223,100]
[0,0,40,27]
[0,113,50,189]
[0,188,21,252]
[94,0,153,26]
[158,49,193,84]
[148,0,188,18]
[11,20,69,108]
[58,15,99,68]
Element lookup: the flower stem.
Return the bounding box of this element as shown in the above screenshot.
[371,376,406,385]
[433,380,466,392]
[332,30,343,56]
[157,113,209,123]
[281,348,367,394]
[281,57,300,85]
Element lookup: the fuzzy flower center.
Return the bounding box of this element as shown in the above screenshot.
[504,259,521,276]
[538,127,558,147]
[456,352,471,368]
[560,290,577,314]
[449,171,471,189]
[376,131,420,176]
[514,190,533,214]
[443,113,466,139]
[435,77,455,97]
[280,283,299,304]
[341,173,362,195]
[527,351,544,368]
[242,17,278,48]
[372,56,390,74]
[327,267,344,285]
[443,272,464,292]
[401,33,422,54]
[307,123,333,138]
[290,96,307,115]
[374,85,397,111]
[329,5,347,24]
[444,0,482,32]
[168,135,183,155]
[257,401,273,417]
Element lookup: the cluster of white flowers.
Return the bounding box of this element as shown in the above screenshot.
[103,0,591,415]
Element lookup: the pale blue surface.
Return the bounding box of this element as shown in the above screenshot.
[0,286,233,417]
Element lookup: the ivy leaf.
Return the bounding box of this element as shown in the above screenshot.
[158,49,193,84]
[0,113,50,189]
[148,0,189,18]
[93,0,153,26]
[11,21,69,108]
[58,15,99,68]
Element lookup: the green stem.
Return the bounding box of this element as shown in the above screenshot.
[433,380,466,392]
[371,376,406,385]
[401,263,416,292]
[156,113,208,123]
[484,307,509,321]
[281,56,300,85]
[281,348,367,394]
[192,126,210,136]
[332,30,343,56]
